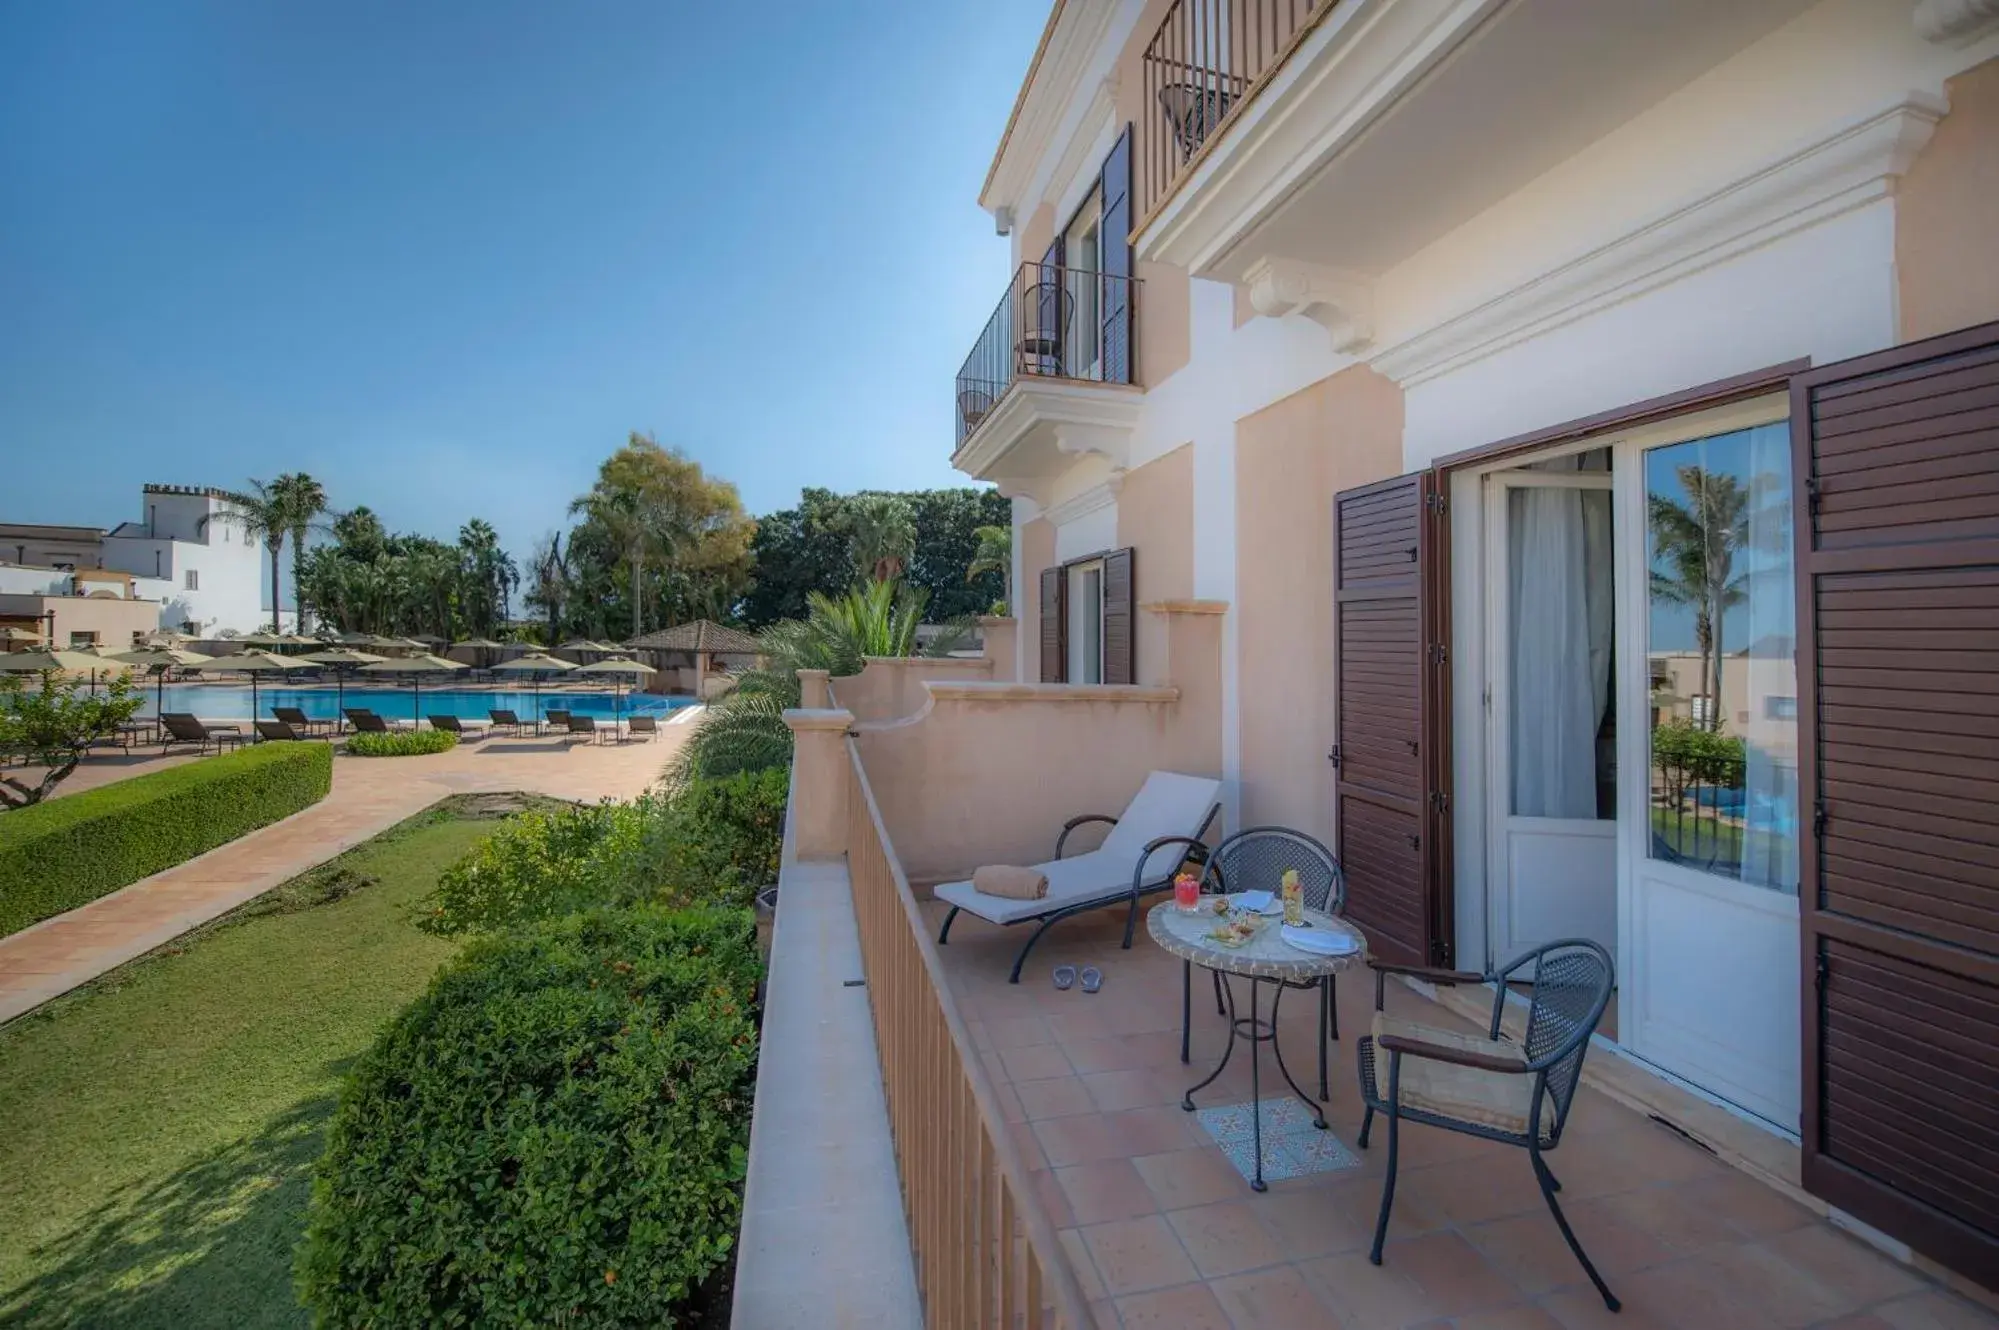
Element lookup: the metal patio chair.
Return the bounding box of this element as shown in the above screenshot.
[1015,277,1071,377]
[1180,827,1347,1099]
[1357,939,1619,1311]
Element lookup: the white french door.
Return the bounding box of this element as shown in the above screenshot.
[1610,398,1801,1133]
[1483,468,1618,962]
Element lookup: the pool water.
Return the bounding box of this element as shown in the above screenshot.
[136,684,695,725]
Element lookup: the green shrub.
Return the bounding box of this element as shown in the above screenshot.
[415,800,629,936]
[345,729,457,757]
[416,769,788,937]
[297,905,758,1327]
[0,742,333,937]
[636,766,788,909]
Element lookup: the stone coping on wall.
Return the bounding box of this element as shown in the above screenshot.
[920,681,1180,704]
[1140,598,1229,615]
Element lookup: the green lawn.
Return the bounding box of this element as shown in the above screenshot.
[0,801,514,1329]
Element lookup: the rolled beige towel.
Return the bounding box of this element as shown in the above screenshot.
[971,865,1048,901]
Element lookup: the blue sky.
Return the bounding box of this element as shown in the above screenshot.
[0,2,1044,568]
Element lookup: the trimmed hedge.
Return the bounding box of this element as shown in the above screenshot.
[345,729,457,757]
[0,741,333,937]
[298,906,758,1326]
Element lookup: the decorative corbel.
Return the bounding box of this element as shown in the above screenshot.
[1243,256,1376,354]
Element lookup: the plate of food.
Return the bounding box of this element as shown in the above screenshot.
[1230,890,1283,916]
[1206,914,1265,949]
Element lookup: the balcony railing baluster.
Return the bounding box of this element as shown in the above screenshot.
[954,262,1137,450]
[1134,0,1339,227]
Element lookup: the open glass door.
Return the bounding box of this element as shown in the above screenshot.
[1615,402,1801,1131]
[1484,457,1618,964]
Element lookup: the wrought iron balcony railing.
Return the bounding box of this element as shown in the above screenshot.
[955,261,1137,450]
[1136,0,1338,226]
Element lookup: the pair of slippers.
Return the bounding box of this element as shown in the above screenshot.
[1052,965,1103,994]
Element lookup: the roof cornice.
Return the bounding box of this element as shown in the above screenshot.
[980,0,1124,216]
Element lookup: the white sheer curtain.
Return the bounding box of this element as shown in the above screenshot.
[1734,421,1799,891]
[1509,462,1613,819]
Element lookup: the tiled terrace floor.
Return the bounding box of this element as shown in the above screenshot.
[928,902,1997,1330]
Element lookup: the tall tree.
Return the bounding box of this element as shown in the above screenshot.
[568,433,754,639]
[225,479,292,633]
[840,494,918,583]
[457,519,517,638]
[525,532,568,648]
[272,473,331,632]
[1648,465,1749,730]
[967,523,1011,612]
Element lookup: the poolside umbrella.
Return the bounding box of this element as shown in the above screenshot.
[235,631,286,649]
[338,630,375,645]
[228,649,311,732]
[112,645,217,718]
[358,653,466,729]
[299,648,386,730]
[1,626,44,646]
[453,636,505,669]
[0,649,108,675]
[491,651,575,727]
[573,656,658,730]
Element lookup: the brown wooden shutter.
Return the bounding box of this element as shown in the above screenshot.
[1332,472,1453,967]
[1102,547,1135,685]
[1793,319,1999,1286]
[1039,565,1066,683]
[1099,125,1134,385]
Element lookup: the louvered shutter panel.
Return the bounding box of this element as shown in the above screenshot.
[1040,565,1066,683]
[1793,319,1999,1286]
[1102,547,1135,685]
[1332,472,1452,968]
[1099,126,1134,385]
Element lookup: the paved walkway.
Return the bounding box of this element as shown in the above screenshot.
[0,729,688,1024]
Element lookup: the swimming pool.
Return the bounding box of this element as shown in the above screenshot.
[135,684,696,725]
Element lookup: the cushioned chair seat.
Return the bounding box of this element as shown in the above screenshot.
[1365,1013,1549,1143]
[935,851,1130,925]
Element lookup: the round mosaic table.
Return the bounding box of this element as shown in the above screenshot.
[1147,899,1370,1190]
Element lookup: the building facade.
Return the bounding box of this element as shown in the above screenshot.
[950,0,1999,1288]
[1,484,283,636]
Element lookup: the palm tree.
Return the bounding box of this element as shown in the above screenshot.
[225,480,292,633]
[1648,465,1749,730]
[571,489,654,639]
[842,494,917,583]
[271,473,331,632]
[967,522,1011,610]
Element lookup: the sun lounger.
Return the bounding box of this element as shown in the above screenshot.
[255,719,306,741]
[272,706,331,736]
[934,771,1222,983]
[544,708,571,735]
[626,714,659,742]
[428,714,487,738]
[160,712,245,756]
[565,714,601,744]
[345,710,392,735]
[487,709,528,736]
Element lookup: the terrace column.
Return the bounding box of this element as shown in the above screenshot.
[782,707,854,861]
[977,616,1018,682]
[796,668,831,709]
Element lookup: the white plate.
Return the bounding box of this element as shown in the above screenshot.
[1280,924,1359,956]
[1230,891,1283,917]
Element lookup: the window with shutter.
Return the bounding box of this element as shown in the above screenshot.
[1100,126,1133,386]
[1793,319,1999,1286]
[1102,547,1135,684]
[1040,565,1066,683]
[1333,473,1453,967]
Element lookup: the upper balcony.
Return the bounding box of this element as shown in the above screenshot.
[1134,0,1338,228]
[951,261,1142,505]
[1131,0,1834,355]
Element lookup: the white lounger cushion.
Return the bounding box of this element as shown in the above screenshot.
[933,771,1221,926]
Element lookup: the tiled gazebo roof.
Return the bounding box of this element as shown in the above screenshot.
[624,619,761,654]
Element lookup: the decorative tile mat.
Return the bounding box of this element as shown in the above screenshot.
[1195,1098,1362,1184]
